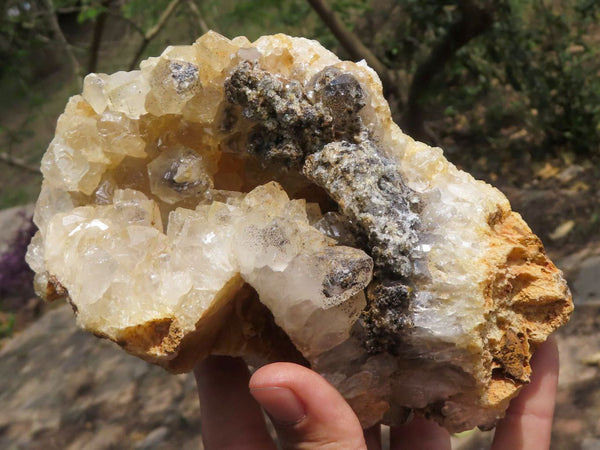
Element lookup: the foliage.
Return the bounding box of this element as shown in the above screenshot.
[0,1,47,81]
[203,0,315,42]
[356,1,462,71]
[0,188,31,209]
[121,0,181,31]
[375,0,600,158]
[487,0,600,155]
[76,0,108,23]
[0,313,15,338]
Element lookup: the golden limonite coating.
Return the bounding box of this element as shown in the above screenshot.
[26,32,572,432]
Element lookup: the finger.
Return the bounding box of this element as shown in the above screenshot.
[194,356,276,450]
[249,362,367,449]
[491,336,559,450]
[390,415,451,450]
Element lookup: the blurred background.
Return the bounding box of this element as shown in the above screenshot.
[0,0,598,448]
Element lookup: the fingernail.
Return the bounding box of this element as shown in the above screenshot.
[250,386,307,425]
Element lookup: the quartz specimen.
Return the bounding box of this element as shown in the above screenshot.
[26,32,573,432]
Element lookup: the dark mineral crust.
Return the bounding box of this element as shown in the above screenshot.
[225,60,422,353]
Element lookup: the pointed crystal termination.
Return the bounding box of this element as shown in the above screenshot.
[27,31,572,432]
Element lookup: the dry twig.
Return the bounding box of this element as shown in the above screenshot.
[128,0,184,70]
[305,0,397,97]
[185,0,210,35]
[0,153,41,175]
[41,0,83,84]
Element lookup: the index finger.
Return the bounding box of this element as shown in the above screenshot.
[194,356,276,450]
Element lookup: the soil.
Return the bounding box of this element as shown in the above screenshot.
[0,305,203,450]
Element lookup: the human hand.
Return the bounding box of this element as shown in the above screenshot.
[193,337,558,449]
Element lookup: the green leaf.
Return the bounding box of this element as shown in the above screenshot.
[0,314,15,339]
[77,6,107,24]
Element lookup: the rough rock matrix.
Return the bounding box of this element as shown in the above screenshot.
[26,32,573,432]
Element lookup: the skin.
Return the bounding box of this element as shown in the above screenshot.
[194,337,558,450]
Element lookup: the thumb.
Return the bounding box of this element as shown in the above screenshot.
[249,362,367,450]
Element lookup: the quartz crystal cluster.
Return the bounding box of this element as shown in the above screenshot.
[26,32,573,432]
